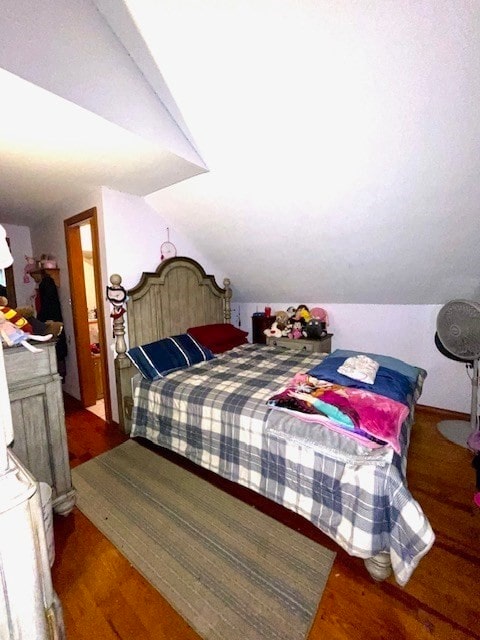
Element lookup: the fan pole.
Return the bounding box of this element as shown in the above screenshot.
[437,359,480,448]
[471,359,479,433]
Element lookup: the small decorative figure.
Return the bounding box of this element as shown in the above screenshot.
[24,255,37,283]
[0,310,52,353]
[106,277,127,320]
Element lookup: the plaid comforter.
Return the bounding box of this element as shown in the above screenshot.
[131,344,434,585]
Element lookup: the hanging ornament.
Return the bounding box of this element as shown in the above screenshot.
[106,282,127,319]
[160,228,177,261]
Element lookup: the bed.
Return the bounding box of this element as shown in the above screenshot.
[111,256,435,586]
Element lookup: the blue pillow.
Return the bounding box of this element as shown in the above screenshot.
[327,349,421,383]
[127,334,214,380]
[307,356,417,406]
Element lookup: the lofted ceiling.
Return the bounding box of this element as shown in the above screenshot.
[0,68,205,223]
[0,0,206,225]
[1,0,480,304]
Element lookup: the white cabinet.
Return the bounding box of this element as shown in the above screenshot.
[0,450,65,639]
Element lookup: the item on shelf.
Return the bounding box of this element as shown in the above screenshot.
[39,253,57,269]
[24,255,36,283]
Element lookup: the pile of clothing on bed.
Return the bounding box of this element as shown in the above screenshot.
[267,350,425,453]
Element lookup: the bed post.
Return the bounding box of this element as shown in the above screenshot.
[223,278,232,323]
[364,552,392,582]
[109,274,132,433]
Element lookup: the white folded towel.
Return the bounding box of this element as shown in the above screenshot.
[337,355,379,385]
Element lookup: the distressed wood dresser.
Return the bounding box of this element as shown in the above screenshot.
[4,341,76,515]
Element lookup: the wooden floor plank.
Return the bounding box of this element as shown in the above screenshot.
[53,395,480,639]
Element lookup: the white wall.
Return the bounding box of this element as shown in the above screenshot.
[101,187,226,290]
[21,185,228,421]
[98,187,229,422]
[30,189,104,400]
[240,302,470,414]
[22,181,472,421]
[3,205,471,416]
[134,1,480,308]
[0,223,35,307]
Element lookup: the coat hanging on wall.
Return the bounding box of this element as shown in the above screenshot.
[37,273,68,380]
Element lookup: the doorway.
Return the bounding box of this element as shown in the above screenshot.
[64,208,112,423]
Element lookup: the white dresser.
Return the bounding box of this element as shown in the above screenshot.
[0,451,65,639]
[4,342,76,516]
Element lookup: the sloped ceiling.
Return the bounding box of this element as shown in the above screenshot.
[122,0,480,304]
[0,0,206,224]
[2,0,480,304]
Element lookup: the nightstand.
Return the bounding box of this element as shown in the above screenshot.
[266,334,333,354]
[252,314,277,344]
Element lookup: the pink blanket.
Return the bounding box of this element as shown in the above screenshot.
[268,374,409,453]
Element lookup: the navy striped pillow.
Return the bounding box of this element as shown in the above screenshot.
[126,334,214,380]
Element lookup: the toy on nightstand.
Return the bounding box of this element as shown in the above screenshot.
[263,321,282,339]
[288,320,304,340]
[286,305,310,339]
[293,304,311,323]
[0,311,52,353]
[304,307,329,339]
[273,311,291,337]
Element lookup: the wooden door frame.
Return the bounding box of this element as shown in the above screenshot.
[64,208,112,423]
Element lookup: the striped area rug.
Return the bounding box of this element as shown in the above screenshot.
[72,440,335,640]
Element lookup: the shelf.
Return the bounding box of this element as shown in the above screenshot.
[30,268,60,287]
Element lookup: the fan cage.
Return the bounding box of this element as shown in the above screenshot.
[436,299,480,450]
[436,299,480,361]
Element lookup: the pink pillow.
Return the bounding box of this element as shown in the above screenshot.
[187,323,249,353]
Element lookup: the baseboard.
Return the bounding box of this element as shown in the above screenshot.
[417,403,469,421]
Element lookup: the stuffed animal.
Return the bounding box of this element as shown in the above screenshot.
[1,297,63,337]
[288,320,304,340]
[273,310,291,336]
[303,317,327,339]
[0,297,33,333]
[293,304,311,323]
[310,307,329,326]
[0,311,52,353]
[264,321,282,339]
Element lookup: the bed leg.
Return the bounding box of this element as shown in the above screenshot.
[364,552,392,582]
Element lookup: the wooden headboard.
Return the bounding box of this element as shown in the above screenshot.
[110,257,232,432]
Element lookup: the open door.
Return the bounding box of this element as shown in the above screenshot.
[64,208,111,421]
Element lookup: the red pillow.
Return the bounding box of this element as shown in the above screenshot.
[187,323,249,353]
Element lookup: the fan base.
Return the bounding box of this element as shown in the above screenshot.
[437,420,473,448]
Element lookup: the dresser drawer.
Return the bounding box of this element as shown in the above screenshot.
[266,335,332,354]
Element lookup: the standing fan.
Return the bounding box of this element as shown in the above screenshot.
[436,300,480,450]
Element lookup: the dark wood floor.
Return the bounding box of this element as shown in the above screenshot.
[53,395,480,639]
